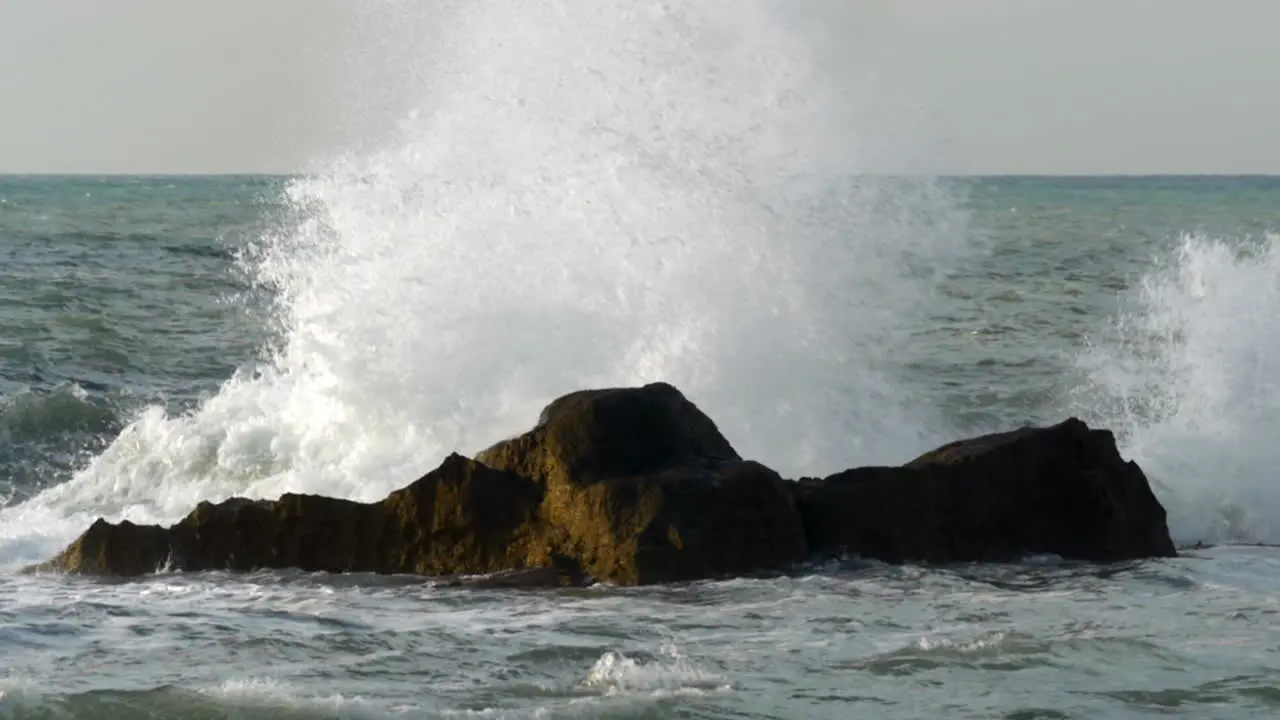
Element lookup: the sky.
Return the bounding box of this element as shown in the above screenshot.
[1,1,1278,175]
[884,1,1280,175]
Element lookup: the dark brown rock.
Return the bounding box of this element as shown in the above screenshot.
[33,453,553,577]
[32,518,172,576]
[476,382,741,487]
[476,382,809,584]
[34,383,809,586]
[794,418,1177,563]
[33,384,1175,585]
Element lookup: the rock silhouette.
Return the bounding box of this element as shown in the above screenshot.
[793,418,1177,564]
[32,383,1176,584]
[474,383,808,584]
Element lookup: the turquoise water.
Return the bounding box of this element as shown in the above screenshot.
[2,174,1280,717]
[0,176,277,506]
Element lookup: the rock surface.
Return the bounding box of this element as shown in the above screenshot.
[476,382,809,584]
[33,453,564,580]
[793,418,1177,563]
[33,384,1176,584]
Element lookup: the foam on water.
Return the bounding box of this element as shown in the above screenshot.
[584,646,729,696]
[1075,232,1280,546]
[0,678,383,720]
[0,1,971,565]
[202,678,380,717]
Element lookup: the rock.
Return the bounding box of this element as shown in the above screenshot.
[793,418,1176,563]
[34,518,172,576]
[34,383,809,585]
[34,384,1175,585]
[477,382,742,485]
[476,382,809,584]
[33,453,553,577]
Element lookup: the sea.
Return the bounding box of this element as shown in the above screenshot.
[4,4,1280,718]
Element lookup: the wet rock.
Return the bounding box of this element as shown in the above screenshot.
[794,418,1177,563]
[33,386,1175,584]
[33,453,550,577]
[476,382,809,584]
[32,518,171,576]
[34,383,810,585]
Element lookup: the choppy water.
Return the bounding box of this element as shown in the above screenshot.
[6,1,1280,716]
[4,551,1280,719]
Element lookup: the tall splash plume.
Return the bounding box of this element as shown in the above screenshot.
[1074,232,1280,546]
[0,0,970,565]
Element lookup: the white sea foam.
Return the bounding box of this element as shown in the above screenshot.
[1075,232,1280,546]
[0,676,45,718]
[0,0,969,567]
[585,645,729,696]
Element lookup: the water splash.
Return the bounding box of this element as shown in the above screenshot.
[1074,232,1280,546]
[0,0,969,566]
[585,645,728,696]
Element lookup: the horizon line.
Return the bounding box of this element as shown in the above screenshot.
[4,171,1280,179]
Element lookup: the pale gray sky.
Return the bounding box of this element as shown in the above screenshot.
[882,0,1280,174]
[1,1,1277,175]
[0,1,395,174]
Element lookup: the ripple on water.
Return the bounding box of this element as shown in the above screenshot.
[0,551,1279,716]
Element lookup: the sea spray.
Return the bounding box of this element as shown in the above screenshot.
[1074,232,1280,546]
[0,0,970,567]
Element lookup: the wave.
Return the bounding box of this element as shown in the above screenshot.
[0,384,119,444]
[2,2,1275,564]
[0,1,971,567]
[0,384,121,512]
[584,646,729,696]
[0,677,381,720]
[1072,232,1280,546]
[0,650,727,719]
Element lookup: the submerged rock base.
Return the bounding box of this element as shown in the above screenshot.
[32,382,1176,585]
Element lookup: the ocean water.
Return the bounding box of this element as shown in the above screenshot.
[5,2,1280,717]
